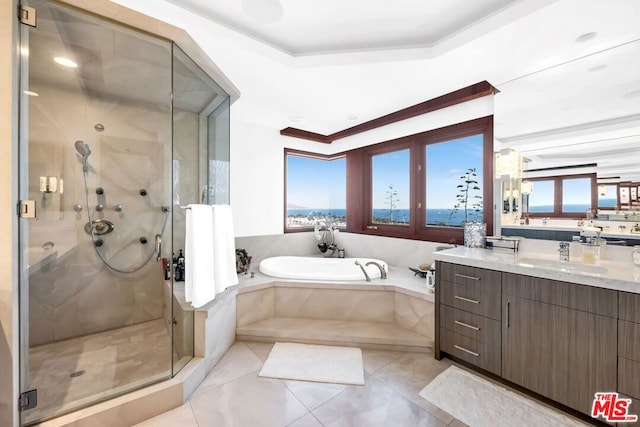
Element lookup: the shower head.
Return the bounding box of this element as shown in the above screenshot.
[74,140,91,172]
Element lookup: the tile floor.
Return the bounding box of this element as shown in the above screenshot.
[136,341,464,427]
[25,319,183,424]
[136,341,595,427]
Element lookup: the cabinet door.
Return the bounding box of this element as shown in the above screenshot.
[502,295,617,415]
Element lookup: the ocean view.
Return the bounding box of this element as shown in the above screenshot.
[287,208,483,227]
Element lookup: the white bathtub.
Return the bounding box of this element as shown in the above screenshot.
[258,256,388,281]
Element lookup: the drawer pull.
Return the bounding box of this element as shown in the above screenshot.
[455,273,480,281]
[454,345,480,357]
[454,295,480,304]
[455,320,480,331]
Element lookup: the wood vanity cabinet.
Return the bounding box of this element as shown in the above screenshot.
[435,261,622,419]
[502,273,618,415]
[619,292,640,403]
[437,262,502,375]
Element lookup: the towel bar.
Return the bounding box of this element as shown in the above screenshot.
[180,206,191,210]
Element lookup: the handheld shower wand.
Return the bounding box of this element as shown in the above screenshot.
[74,140,91,173]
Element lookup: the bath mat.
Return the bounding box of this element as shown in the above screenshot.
[258,342,365,385]
[419,366,588,426]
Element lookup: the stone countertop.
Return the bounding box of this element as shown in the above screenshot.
[502,224,640,240]
[434,246,640,294]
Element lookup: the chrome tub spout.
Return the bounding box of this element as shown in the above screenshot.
[366,261,387,279]
[354,260,371,282]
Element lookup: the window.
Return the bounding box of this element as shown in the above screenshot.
[525,174,596,217]
[597,184,618,209]
[371,149,410,225]
[347,116,493,243]
[425,135,484,227]
[527,180,554,213]
[285,150,346,230]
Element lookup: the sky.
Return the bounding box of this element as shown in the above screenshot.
[287,134,485,210]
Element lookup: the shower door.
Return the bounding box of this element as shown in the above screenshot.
[18,0,174,424]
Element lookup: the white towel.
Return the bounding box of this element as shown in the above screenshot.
[211,205,239,294]
[185,204,215,308]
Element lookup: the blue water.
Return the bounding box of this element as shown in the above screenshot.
[287,208,482,226]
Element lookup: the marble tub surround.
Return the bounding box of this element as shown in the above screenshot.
[236,232,452,272]
[434,245,640,293]
[236,279,434,352]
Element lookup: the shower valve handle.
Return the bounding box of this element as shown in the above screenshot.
[155,234,162,262]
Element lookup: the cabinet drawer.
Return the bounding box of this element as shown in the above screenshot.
[620,292,640,323]
[440,304,501,345]
[439,262,502,286]
[619,357,640,400]
[440,279,501,321]
[440,328,500,375]
[502,272,617,317]
[619,320,640,362]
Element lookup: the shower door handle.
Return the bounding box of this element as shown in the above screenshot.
[155,234,162,261]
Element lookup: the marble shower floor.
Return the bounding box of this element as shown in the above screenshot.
[25,319,179,424]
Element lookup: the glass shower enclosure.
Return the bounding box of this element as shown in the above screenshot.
[17,0,230,424]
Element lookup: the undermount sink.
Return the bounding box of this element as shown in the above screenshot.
[516,257,608,274]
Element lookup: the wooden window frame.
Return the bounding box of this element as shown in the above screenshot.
[346,116,494,244]
[283,149,347,233]
[525,173,597,218]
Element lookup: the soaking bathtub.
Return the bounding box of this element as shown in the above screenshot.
[259,256,388,281]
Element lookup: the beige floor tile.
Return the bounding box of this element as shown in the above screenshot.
[190,372,309,427]
[281,379,351,410]
[312,376,446,427]
[191,341,263,397]
[244,340,275,362]
[372,352,454,424]
[361,349,405,374]
[287,413,324,427]
[133,402,198,426]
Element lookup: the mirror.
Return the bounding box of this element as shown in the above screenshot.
[494,38,640,218]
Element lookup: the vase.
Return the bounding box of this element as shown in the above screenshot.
[464,221,486,248]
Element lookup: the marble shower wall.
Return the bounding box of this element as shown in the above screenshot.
[27,86,173,346]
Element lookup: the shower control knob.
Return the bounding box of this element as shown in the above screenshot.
[73,204,83,212]
[96,204,105,211]
[115,204,123,212]
[96,187,104,195]
[139,189,148,196]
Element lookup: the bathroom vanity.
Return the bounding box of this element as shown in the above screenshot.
[433,247,640,422]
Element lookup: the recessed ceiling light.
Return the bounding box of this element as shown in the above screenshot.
[588,64,607,72]
[54,57,78,68]
[288,115,304,123]
[23,90,39,97]
[575,32,597,43]
[346,114,360,121]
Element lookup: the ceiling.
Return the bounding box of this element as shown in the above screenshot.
[165,0,519,56]
[159,0,640,181]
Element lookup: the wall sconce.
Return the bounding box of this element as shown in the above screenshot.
[39,176,58,193]
[495,148,523,179]
[521,181,534,195]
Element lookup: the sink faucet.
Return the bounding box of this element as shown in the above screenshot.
[558,242,570,262]
[365,261,387,279]
[354,260,371,281]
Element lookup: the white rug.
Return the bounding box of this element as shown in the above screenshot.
[258,342,365,385]
[419,366,589,427]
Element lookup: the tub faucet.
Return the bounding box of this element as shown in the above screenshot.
[366,261,387,279]
[558,242,570,262]
[354,260,371,282]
